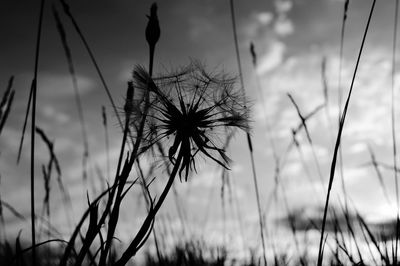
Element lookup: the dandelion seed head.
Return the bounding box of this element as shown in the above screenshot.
[129,62,250,181]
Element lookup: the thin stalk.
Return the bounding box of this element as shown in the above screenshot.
[17,80,33,164]
[30,0,45,265]
[98,84,133,266]
[337,0,351,253]
[280,184,306,266]
[230,1,267,264]
[59,0,123,131]
[391,0,399,261]
[114,152,184,266]
[102,106,110,181]
[317,1,376,264]
[156,142,189,238]
[100,4,159,260]
[0,77,15,135]
[287,93,325,189]
[247,135,268,266]
[136,159,163,264]
[52,6,90,182]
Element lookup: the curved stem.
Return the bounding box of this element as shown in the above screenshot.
[114,151,183,266]
[317,0,376,264]
[31,1,46,265]
[392,0,399,262]
[98,109,131,266]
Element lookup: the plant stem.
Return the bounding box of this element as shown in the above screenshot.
[114,152,183,266]
[30,0,45,265]
[392,0,400,262]
[98,100,131,266]
[59,0,123,131]
[229,1,267,264]
[317,0,376,264]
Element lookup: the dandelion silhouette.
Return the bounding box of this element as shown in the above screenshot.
[130,63,249,181]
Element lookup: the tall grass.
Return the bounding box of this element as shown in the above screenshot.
[391,0,400,262]
[29,1,46,265]
[3,0,400,265]
[229,1,267,264]
[52,5,90,182]
[317,0,377,264]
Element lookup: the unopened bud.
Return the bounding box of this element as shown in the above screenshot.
[145,3,160,48]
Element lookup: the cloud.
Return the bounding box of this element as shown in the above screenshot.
[188,16,215,41]
[273,0,294,37]
[241,11,274,40]
[41,105,71,124]
[256,12,274,25]
[37,73,95,100]
[257,41,286,74]
[274,0,293,13]
[274,16,294,36]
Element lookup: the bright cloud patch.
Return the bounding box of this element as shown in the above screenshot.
[37,73,95,99]
[257,41,286,74]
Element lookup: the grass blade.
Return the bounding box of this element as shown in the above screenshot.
[0,76,15,135]
[58,0,123,131]
[391,0,400,261]
[317,0,377,264]
[229,2,267,264]
[52,5,90,182]
[16,80,34,164]
[30,1,46,264]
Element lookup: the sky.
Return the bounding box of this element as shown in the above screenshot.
[1,0,400,262]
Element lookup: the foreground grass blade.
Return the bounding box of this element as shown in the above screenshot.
[30,0,46,265]
[391,0,400,261]
[317,0,377,264]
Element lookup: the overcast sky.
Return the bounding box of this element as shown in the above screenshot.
[1,0,400,261]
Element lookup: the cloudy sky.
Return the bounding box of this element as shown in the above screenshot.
[1,0,400,262]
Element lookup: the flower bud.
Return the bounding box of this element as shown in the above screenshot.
[145,3,160,48]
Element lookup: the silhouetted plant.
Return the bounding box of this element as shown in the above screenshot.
[131,63,249,181]
[113,63,249,266]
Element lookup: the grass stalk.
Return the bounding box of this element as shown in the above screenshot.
[17,80,34,164]
[156,142,189,238]
[367,145,392,205]
[317,0,376,264]
[30,1,46,265]
[337,0,349,244]
[100,4,160,262]
[102,106,110,181]
[0,76,15,135]
[136,159,164,264]
[114,151,184,266]
[287,93,325,188]
[229,1,267,264]
[52,5,90,182]
[98,83,133,266]
[391,0,400,262]
[58,0,123,131]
